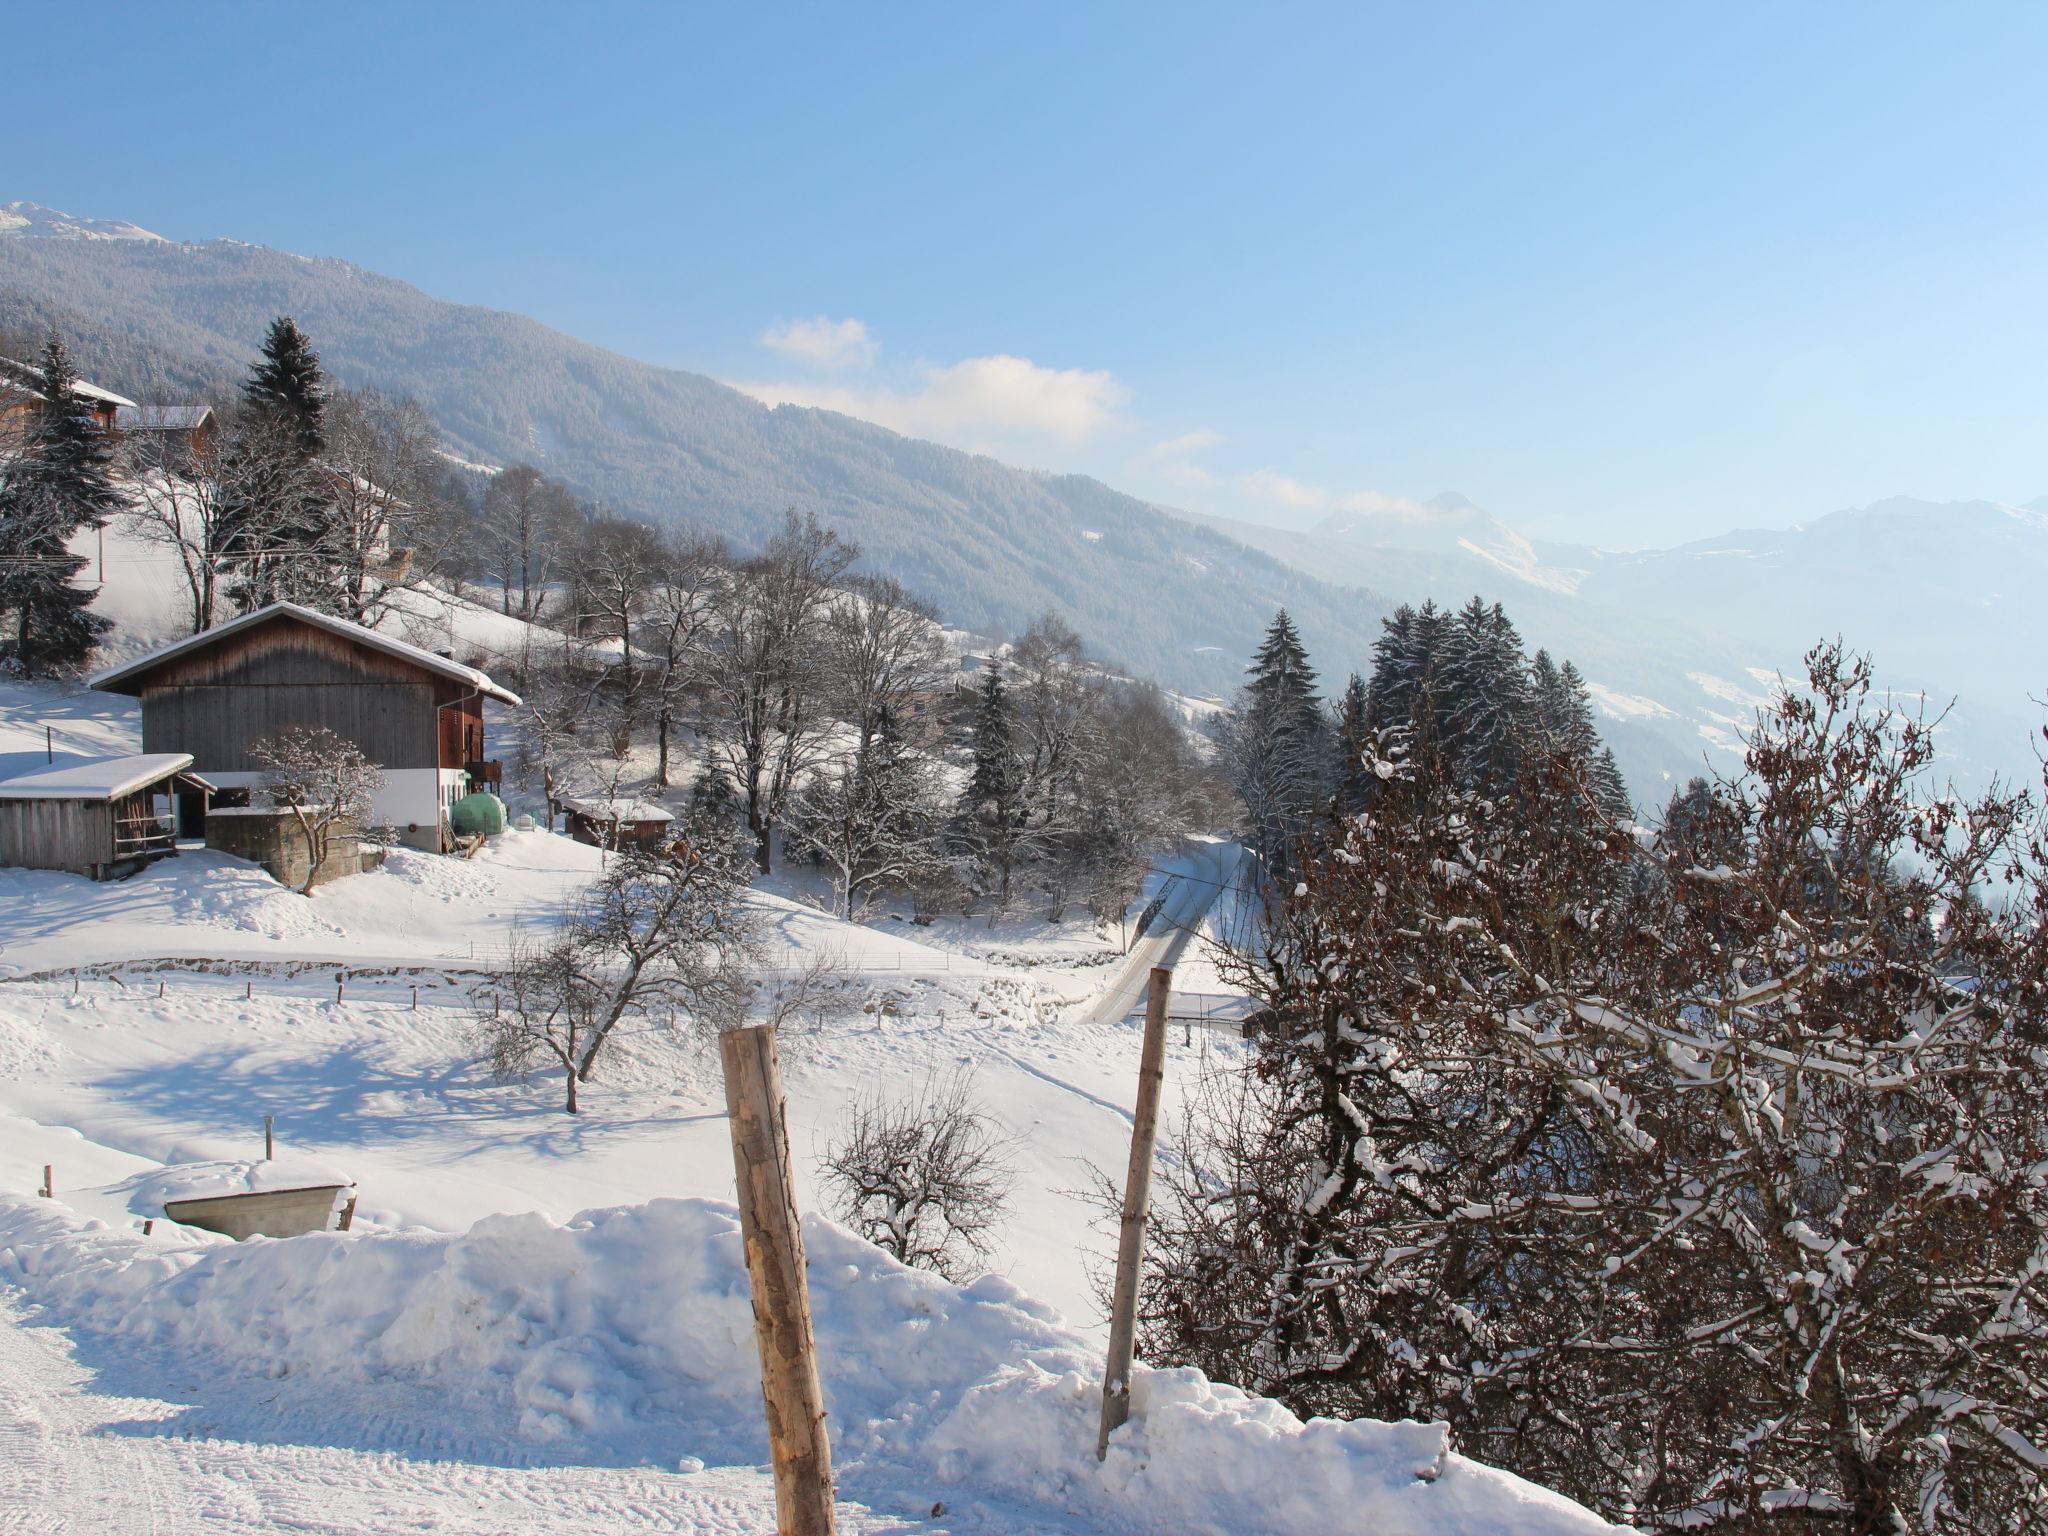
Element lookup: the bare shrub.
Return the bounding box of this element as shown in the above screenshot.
[818,1069,1015,1280]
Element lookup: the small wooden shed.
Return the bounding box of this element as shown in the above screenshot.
[0,752,213,879]
[562,797,674,850]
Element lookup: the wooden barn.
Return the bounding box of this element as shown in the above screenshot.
[89,603,521,852]
[0,753,213,880]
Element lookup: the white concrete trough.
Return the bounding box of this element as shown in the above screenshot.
[141,1158,358,1241]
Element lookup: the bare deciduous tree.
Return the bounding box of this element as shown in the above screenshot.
[818,1068,1015,1280]
[250,724,385,894]
[699,510,857,872]
[471,819,758,1112]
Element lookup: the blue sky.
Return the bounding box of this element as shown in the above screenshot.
[9,4,2048,546]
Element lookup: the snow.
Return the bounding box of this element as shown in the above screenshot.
[561,797,674,823]
[0,751,197,801]
[0,1193,1613,1535]
[125,1158,356,1212]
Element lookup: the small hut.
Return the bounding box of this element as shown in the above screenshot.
[0,753,213,879]
[562,797,674,850]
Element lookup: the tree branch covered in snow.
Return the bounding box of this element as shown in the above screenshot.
[1147,642,2048,1534]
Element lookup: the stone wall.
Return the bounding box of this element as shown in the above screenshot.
[207,809,362,889]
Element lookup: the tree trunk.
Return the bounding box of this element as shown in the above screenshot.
[564,1065,579,1114]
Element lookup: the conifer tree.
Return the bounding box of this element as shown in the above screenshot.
[962,665,1024,907]
[1246,608,1320,726]
[0,333,115,673]
[243,316,327,457]
[1332,671,1373,812]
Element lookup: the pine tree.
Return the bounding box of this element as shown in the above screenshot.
[0,333,115,674]
[1246,608,1320,725]
[1440,597,1532,793]
[243,316,327,458]
[1332,672,1373,812]
[962,665,1023,907]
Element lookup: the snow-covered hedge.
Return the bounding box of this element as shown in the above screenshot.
[0,1193,1609,1535]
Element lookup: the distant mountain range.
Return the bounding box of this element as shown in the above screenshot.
[4,200,2041,802]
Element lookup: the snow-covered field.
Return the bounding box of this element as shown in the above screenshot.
[0,562,1609,1531]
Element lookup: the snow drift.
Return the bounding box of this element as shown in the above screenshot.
[0,1193,1608,1535]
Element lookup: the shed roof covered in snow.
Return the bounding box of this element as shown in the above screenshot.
[561,798,673,823]
[89,601,523,707]
[114,403,214,433]
[0,753,209,802]
[0,354,137,409]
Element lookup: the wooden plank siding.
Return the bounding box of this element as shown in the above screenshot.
[132,614,465,773]
[0,798,115,877]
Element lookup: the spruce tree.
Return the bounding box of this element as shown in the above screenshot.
[1246,608,1320,726]
[1332,671,1373,812]
[0,334,115,674]
[963,665,1023,906]
[243,316,327,457]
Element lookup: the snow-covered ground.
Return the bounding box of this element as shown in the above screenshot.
[0,574,1607,1531]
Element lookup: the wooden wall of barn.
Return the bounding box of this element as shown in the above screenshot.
[134,619,450,772]
[0,799,114,876]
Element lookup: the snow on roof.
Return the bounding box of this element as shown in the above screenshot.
[0,752,203,801]
[114,403,213,432]
[89,601,523,707]
[0,355,137,409]
[562,797,674,822]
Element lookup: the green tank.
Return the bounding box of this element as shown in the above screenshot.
[451,792,507,838]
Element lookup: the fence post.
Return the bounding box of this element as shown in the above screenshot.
[720,1024,836,1536]
[1097,965,1172,1460]
[264,1114,274,1161]
[39,1164,52,1199]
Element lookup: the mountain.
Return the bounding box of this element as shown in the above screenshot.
[0,200,167,243]
[7,201,2033,805]
[1194,493,2048,800]
[0,202,1393,705]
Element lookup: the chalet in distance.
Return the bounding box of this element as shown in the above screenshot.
[89,603,521,851]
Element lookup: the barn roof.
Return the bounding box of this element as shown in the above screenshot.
[0,753,208,802]
[0,355,138,409]
[114,403,214,432]
[89,601,523,707]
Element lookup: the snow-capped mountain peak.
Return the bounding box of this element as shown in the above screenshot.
[0,200,167,243]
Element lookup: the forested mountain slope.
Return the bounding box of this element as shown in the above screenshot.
[0,210,1390,699]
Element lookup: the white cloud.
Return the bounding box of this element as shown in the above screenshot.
[1238,468,1332,510]
[1151,428,1222,459]
[1236,470,1446,524]
[759,316,878,371]
[735,352,1129,451]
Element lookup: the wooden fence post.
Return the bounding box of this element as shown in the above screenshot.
[720,1024,835,1536]
[1097,965,1172,1460]
[264,1114,274,1161]
[39,1164,52,1199]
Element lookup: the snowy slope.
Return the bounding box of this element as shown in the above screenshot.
[0,1195,1610,1535]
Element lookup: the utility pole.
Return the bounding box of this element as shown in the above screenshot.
[1098,966,1172,1459]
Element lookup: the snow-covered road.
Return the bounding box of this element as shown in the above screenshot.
[1081,843,1242,1027]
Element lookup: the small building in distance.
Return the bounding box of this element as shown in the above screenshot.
[113,402,217,455]
[0,752,213,880]
[89,603,521,852]
[0,353,136,435]
[562,797,673,851]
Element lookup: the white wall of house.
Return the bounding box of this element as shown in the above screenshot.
[202,768,448,847]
